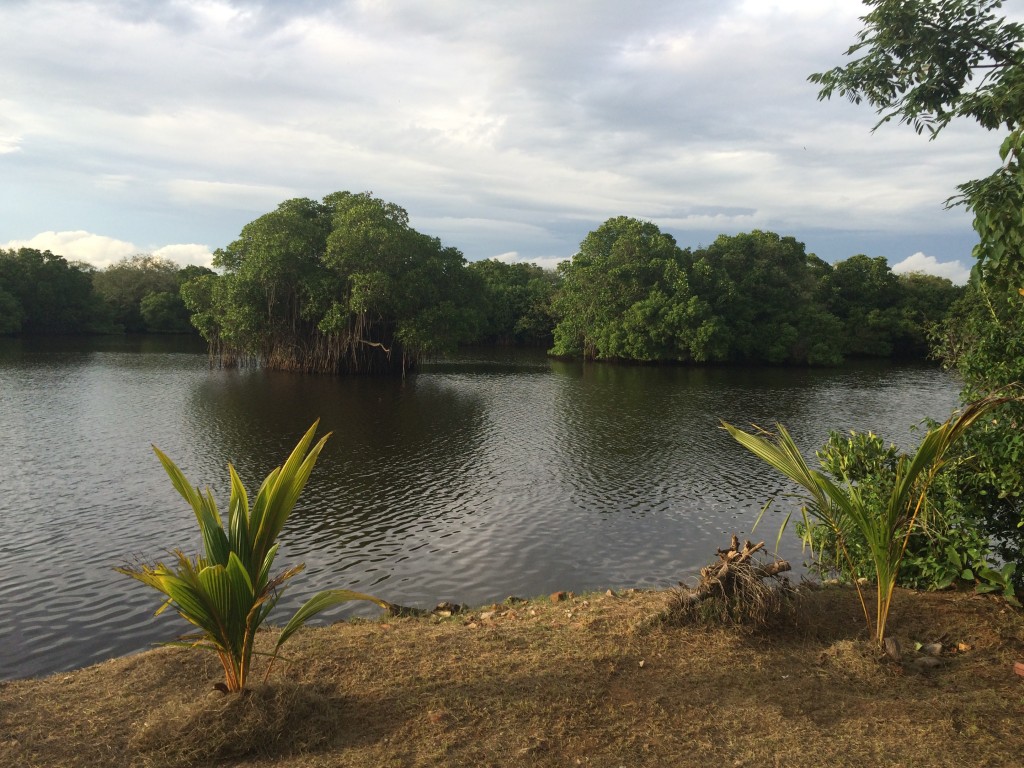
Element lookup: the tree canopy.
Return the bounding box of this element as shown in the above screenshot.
[91,254,207,333]
[185,192,481,375]
[0,248,111,334]
[548,221,947,366]
[551,217,699,362]
[466,259,557,346]
[810,0,1024,278]
[812,0,1024,581]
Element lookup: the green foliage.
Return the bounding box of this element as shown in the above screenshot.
[824,255,902,357]
[809,0,1024,137]
[118,422,388,692]
[0,285,23,334]
[0,248,111,334]
[801,429,1017,601]
[551,216,698,362]
[139,291,192,333]
[548,222,951,366]
[724,394,1011,644]
[894,272,964,357]
[466,259,557,345]
[93,255,182,332]
[813,0,1024,586]
[685,232,844,365]
[191,192,479,374]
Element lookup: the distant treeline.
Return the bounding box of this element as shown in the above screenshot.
[0,248,213,335]
[550,217,962,366]
[1,192,963,373]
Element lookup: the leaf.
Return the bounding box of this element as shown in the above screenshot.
[274,589,390,651]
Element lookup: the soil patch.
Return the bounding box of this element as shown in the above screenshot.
[1,585,1022,767]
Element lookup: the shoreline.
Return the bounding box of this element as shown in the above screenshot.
[3,585,1022,767]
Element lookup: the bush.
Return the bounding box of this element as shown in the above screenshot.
[802,429,1017,601]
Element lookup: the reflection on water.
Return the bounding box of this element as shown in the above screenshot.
[0,338,960,680]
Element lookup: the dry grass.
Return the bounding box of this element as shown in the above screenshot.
[2,586,1023,768]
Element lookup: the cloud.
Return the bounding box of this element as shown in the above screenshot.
[2,231,213,269]
[1,0,1020,266]
[152,243,217,268]
[166,179,297,210]
[890,252,972,286]
[490,251,569,272]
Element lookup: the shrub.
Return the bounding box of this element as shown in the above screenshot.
[119,421,388,691]
[724,394,1013,645]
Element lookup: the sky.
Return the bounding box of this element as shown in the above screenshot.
[2,0,1015,284]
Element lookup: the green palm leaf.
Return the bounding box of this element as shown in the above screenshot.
[120,421,386,691]
[275,589,391,651]
[724,392,1016,645]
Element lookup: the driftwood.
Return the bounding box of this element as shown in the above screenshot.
[670,535,795,626]
[678,536,791,605]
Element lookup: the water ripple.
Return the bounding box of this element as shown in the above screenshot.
[0,340,960,679]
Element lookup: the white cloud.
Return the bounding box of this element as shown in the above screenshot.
[490,251,568,272]
[891,252,972,286]
[0,0,1019,265]
[165,179,297,210]
[152,243,216,268]
[2,231,213,269]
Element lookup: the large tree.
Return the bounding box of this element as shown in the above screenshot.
[824,254,903,357]
[550,216,701,362]
[810,0,1024,277]
[93,254,189,332]
[683,231,844,365]
[184,192,479,375]
[466,259,557,346]
[812,0,1024,580]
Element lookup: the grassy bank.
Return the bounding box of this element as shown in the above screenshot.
[1,585,1022,767]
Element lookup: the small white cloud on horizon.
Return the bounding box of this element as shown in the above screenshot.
[488,251,568,272]
[152,243,216,268]
[3,231,214,269]
[891,251,971,285]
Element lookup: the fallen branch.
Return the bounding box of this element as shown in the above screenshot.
[671,536,795,626]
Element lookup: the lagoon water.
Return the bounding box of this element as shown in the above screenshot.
[0,336,961,680]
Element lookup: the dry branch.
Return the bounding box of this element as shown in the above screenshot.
[671,536,795,626]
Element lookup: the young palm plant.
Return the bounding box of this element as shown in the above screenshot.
[723,393,1013,646]
[118,421,388,691]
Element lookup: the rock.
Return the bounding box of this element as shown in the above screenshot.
[909,655,942,671]
[1014,660,1024,677]
[433,601,463,617]
[921,642,943,656]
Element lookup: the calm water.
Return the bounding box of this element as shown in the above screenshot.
[0,337,961,680]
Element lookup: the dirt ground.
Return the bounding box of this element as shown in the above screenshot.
[2,584,1022,767]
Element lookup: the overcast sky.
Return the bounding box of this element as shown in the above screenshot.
[2,0,1015,284]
